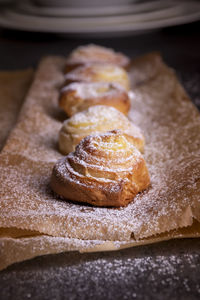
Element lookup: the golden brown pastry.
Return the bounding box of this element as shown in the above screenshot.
[64,63,130,91]
[59,105,145,155]
[59,81,130,117]
[65,44,130,72]
[51,130,150,207]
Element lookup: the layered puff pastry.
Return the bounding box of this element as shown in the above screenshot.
[64,63,130,91]
[65,44,130,72]
[59,105,145,155]
[51,130,150,207]
[59,82,130,117]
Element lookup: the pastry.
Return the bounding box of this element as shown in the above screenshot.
[51,130,150,207]
[59,82,130,117]
[64,63,130,91]
[65,44,130,72]
[59,105,145,155]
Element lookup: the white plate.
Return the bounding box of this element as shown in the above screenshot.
[3,5,189,26]
[17,0,175,17]
[0,1,200,36]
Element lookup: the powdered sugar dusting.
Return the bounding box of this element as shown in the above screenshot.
[60,105,144,154]
[63,105,142,139]
[61,82,126,99]
[1,237,200,299]
[64,63,130,91]
[56,130,142,184]
[66,44,130,68]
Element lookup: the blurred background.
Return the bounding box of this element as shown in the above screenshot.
[0,0,199,108]
[0,0,200,37]
[0,1,199,64]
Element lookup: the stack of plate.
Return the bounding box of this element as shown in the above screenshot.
[0,0,200,36]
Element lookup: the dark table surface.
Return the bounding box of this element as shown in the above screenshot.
[0,21,200,300]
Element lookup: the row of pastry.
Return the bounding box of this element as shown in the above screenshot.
[51,44,150,207]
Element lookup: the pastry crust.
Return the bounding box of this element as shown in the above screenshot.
[59,82,130,117]
[51,130,150,207]
[59,105,145,155]
[65,44,130,72]
[64,63,130,91]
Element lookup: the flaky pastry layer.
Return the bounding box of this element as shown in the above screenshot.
[65,44,130,72]
[59,105,144,155]
[59,82,130,117]
[64,63,130,91]
[52,130,150,207]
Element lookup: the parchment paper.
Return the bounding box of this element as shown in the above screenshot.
[0,54,199,271]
